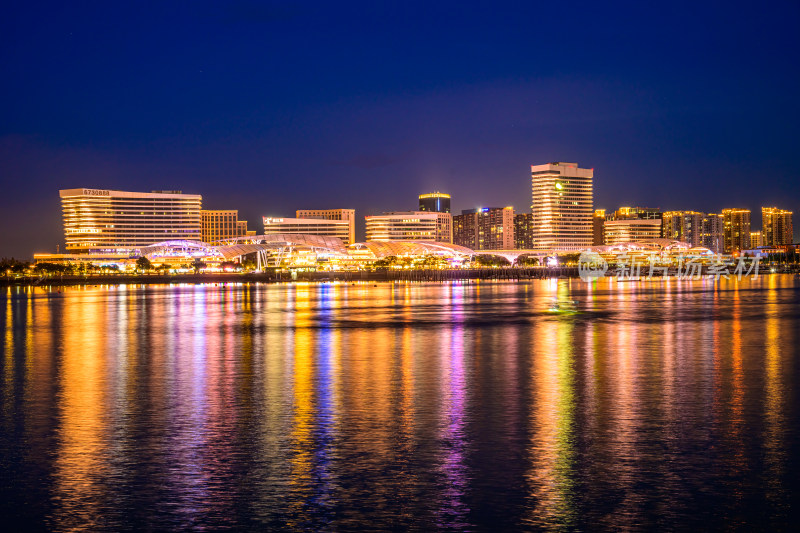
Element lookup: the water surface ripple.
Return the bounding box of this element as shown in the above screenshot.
[1,277,799,530]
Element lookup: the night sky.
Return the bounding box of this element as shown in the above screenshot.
[1,1,798,257]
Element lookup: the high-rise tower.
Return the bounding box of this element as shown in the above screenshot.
[530,162,593,250]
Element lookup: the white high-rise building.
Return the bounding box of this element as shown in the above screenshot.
[59,188,202,253]
[530,162,593,250]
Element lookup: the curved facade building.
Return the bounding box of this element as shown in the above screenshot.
[349,240,472,258]
[418,192,451,213]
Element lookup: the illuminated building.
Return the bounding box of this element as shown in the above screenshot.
[514,213,535,249]
[603,219,662,245]
[453,207,514,250]
[263,216,352,242]
[215,235,473,269]
[607,206,662,220]
[750,231,763,249]
[762,207,794,247]
[59,188,202,253]
[453,212,476,248]
[662,211,703,247]
[364,211,450,243]
[296,209,356,245]
[433,212,453,243]
[365,212,437,241]
[418,192,451,213]
[722,208,751,253]
[702,213,724,253]
[530,162,593,250]
[592,209,606,245]
[201,210,255,243]
[588,238,714,264]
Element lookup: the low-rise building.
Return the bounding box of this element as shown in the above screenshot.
[296,209,356,245]
[365,212,438,241]
[604,219,662,245]
[263,216,352,242]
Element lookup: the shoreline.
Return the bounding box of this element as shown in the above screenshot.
[3,266,798,288]
[1,268,580,287]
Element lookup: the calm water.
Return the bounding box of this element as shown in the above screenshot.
[1,277,799,531]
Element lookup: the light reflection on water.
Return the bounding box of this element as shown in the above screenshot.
[1,277,799,530]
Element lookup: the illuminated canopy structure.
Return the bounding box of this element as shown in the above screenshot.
[349,241,473,259]
[215,234,348,260]
[588,239,714,257]
[140,240,223,259]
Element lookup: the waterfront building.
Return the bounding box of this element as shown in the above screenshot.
[750,231,763,249]
[530,162,593,250]
[59,188,202,253]
[662,211,704,247]
[296,209,356,245]
[201,210,254,243]
[263,216,352,242]
[702,213,724,253]
[722,208,751,253]
[418,192,451,213]
[453,207,514,250]
[762,207,794,247]
[604,219,662,245]
[592,209,606,245]
[514,213,535,249]
[365,212,438,241]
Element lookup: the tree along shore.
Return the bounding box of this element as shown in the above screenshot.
[1,267,581,287]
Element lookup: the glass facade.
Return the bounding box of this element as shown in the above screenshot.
[418,192,451,213]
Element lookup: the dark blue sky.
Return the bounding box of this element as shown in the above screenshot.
[1,0,798,256]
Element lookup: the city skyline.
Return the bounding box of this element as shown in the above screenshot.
[2,5,799,530]
[1,2,799,258]
[46,183,794,260]
[5,160,800,258]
